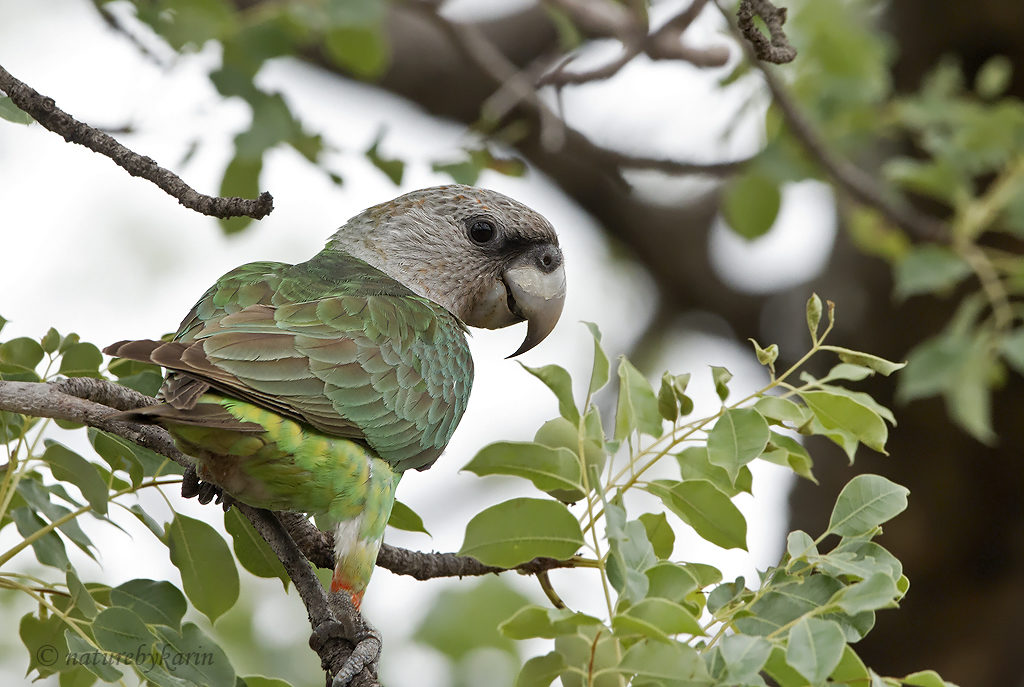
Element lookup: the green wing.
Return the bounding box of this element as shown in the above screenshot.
[142,250,473,472]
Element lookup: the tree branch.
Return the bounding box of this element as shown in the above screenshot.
[717,3,949,242]
[0,377,588,682]
[736,0,797,64]
[0,63,273,220]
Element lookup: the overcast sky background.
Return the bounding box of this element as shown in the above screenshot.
[0,1,837,684]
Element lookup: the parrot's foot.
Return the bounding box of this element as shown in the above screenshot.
[180,465,234,512]
[310,618,381,687]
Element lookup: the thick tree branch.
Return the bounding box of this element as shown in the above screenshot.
[0,63,273,220]
[0,376,588,687]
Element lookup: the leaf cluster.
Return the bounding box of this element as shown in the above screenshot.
[405,299,955,686]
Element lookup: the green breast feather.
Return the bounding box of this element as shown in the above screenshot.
[171,250,474,473]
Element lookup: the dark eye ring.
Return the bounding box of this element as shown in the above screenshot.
[469,219,496,244]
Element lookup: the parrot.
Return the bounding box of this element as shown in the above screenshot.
[103,184,565,610]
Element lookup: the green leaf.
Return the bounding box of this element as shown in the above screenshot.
[763,431,816,482]
[832,572,901,614]
[415,576,530,659]
[0,96,33,124]
[583,322,610,395]
[706,408,770,482]
[218,155,262,234]
[241,677,295,687]
[613,598,703,640]
[722,170,781,239]
[1000,327,1024,377]
[735,574,843,637]
[615,357,663,439]
[533,417,606,498]
[658,372,680,422]
[12,507,69,569]
[0,336,44,380]
[365,131,404,185]
[432,159,480,185]
[786,617,845,684]
[387,499,430,535]
[831,645,870,684]
[676,445,752,496]
[710,366,732,402]
[827,474,909,537]
[110,579,187,629]
[786,530,817,560]
[707,577,747,614]
[58,342,103,378]
[817,540,902,581]
[638,512,675,559]
[64,631,122,681]
[646,480,747,550]
[464,441,583,497]
[516,651,567,687]
[800,389,888,453]
[459,498,583,567]
[499,605,601,639]
[66,568,98,619]
[20,611,70,679]
[903,669,954,687]
[763,645,809,687]
[821,346,906,376]
[749,338,779,370]
[719,634,772,685]
[521,363,579,424]
[92,606,153,655]
[324,26,389,78]
[616,640,710,683]
[556,627,620,687]
[894,245,971,300]
[43,441,109,514]
[88,429,145,488]
[806,294,823,341]
[41,327,61,353]
[150,622,236,687]
[975,55,1012,98]
[605,503,655,604]
[644,563,698,603]
[224,508,289,588]
[164,513,239,623]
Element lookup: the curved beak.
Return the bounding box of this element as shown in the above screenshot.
[504,260,566,358]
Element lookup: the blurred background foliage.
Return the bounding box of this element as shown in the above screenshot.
[2,0,1024,685]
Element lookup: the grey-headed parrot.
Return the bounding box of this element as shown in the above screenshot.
[104,184,565,609]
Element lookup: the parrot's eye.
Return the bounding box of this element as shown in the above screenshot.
[468,219,496,244]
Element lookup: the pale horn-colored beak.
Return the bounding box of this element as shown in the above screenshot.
[504,257,566,358]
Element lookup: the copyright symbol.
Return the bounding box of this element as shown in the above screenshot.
[36,644,57,666]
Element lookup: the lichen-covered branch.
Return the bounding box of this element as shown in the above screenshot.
[0,63,273,220]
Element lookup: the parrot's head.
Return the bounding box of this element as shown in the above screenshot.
[329,184,566,356]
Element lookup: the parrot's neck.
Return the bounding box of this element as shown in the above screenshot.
[324,227,480,322]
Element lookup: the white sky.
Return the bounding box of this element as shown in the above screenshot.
[0,1,836,685]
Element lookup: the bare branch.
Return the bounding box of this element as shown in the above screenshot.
[0,63,273,220]
[537,0,727,87]
[736,0,797,64]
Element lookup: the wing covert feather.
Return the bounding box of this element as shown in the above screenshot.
[162,253,473,471]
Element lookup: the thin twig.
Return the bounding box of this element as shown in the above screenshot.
[0,63,273,220]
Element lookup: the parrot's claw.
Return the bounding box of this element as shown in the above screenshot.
[310,617,381,687]
[182,465,231,508]
[181,465,201,499]
[195,480,220,505]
